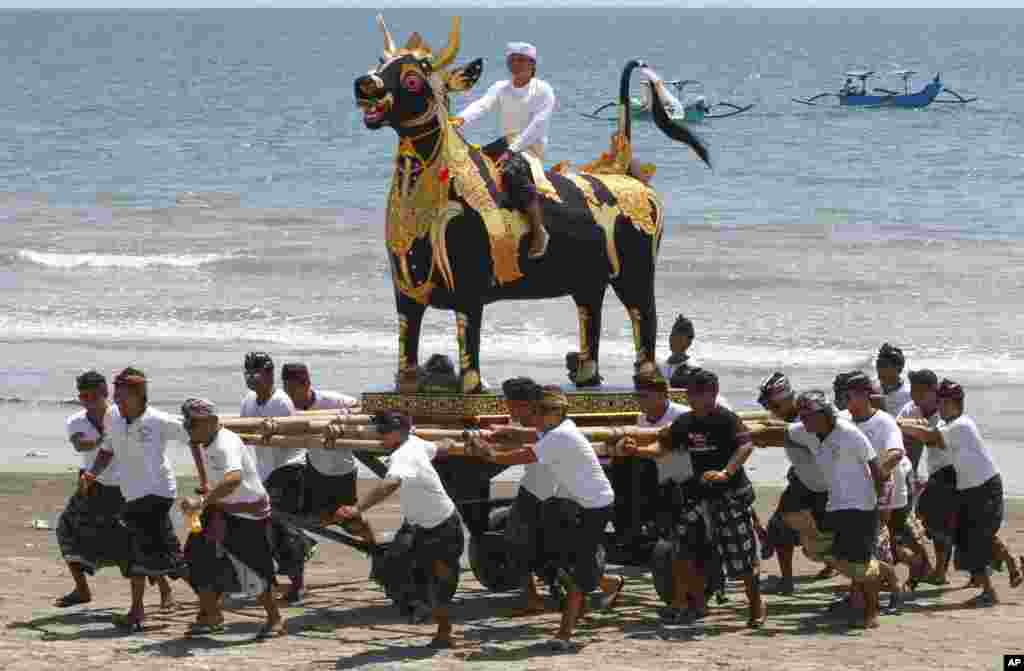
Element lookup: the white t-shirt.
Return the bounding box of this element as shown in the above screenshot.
[459,78,556,158]
[509,421,559,501]
[882,380,913,417]
[532,419,614,509]
[304,389,360,477]
[66,408,119,486]
[202,428,270,520]
[659,356,698,383]
[854,410,904,460]
[816,418,878,512]
[880,454,912,511]
[639,401,692,483]
[939,415,1000,490]
[385,435,456,529]
[240,389,299,482]
[784,421,829,493]
[101,405,183,502]
[854,410,905,511]
[897,402,950,475]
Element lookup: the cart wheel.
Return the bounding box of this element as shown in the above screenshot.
[650,538,675,605]
[468,506,524,592]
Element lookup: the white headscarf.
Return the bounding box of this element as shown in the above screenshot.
[505,42,537,62]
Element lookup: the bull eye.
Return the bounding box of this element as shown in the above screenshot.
[402,73,425,94]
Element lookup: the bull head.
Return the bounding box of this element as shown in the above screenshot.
[354,15,483,131]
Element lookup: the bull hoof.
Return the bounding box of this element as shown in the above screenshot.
[573,359,602,388]
[461,369,482,394]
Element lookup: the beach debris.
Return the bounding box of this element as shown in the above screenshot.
[30,519,51,530]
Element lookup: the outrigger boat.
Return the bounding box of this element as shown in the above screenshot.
[793,70,977,108]
[582,79,754,123]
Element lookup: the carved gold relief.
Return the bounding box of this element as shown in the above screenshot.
[576,306,592,361]
[597,175,657,236]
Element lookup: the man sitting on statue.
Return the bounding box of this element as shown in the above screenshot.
[452,41,555,259]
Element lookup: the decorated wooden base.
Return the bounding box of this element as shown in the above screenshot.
[360,384,689,424]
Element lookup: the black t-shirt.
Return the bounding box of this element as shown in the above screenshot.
[668,407,751,497]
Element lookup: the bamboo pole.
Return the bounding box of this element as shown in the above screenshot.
[221,410,781,439]
[237,433,617,458]
[237,421,791,456]
[220,414,376,435]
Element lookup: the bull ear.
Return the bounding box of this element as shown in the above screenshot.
[445,58,483,93]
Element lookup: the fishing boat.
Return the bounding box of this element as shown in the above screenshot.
[582,80,754,122]
[793,70,977,108]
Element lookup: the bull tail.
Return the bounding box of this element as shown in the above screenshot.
[620,60,711,169]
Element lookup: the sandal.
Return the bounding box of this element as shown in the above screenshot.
[255,621,287,639]
[965,591,999,608]
[547,638,573,652]
[111,613,144,633]
[186,621,225,637]
[54,591,91,608]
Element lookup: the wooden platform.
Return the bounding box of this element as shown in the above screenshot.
[360,384,689,423]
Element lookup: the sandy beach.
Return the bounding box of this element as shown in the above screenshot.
[1,472,1021,671]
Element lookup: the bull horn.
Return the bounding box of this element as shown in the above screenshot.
[404,32,427,52]
[430,16,461,70]
[377,14,396,58]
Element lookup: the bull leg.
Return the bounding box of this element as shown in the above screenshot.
[613,284,658,377]
[455,305,484,393]
[571,289,606,387]
[396,292,427,392]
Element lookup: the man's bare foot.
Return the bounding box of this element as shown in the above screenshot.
[159,592,177,612]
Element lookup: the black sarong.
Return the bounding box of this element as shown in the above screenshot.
[917,466,958,547]
[954,474,1003,576]
[185,512,276,596]
[56,482,131,574]
[504,488,551,577]
[822,509,879,563]
[120,495,184,578]
[303,464,357,517]
[543,499,611,593]
[374,512,464,616]
[265,464,316,576]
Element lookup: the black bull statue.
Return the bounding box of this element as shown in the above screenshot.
[355,17,710,393]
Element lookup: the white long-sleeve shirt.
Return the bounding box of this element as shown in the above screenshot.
[458,78,556,159]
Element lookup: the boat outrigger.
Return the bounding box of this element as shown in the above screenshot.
[582,79,754,123]
[793,70,977,108]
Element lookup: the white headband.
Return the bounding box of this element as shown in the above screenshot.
[505,42,537,62]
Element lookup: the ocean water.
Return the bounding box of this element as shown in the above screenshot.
[1,9,1022,489]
